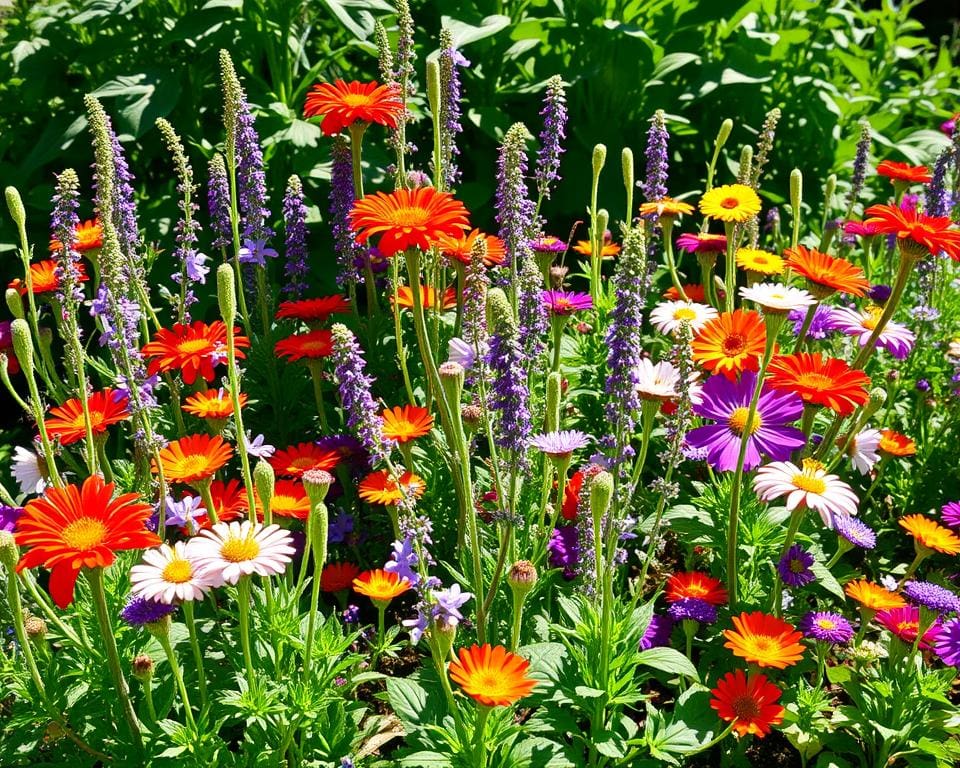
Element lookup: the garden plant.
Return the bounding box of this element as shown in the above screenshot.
[2,1,960,767]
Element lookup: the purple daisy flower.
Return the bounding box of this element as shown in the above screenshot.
[903,581,960,614]
[834,515,876,549]
[529,430,592,460]
[640,614,674,650]
[432,583,473,629]
[529,236,567,254]
[831,306,915,360]
[798,611,854,644]
[541,289,593,316]
[941,501,960,529]
[867,284,892,304]
[788,304,836,340]
[685,371,806,472]
[548,526,579,579]
[777,544,816,587]
[667,597,717,624]
[0,505,23,533]
[121,596,177,627]
[934,617,960,666]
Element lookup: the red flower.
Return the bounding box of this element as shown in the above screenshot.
[876,160,932,184]
[270,442,340,478]
[275,295,351,324]
[49,219,103,253]
[304,80,404,135]
[350,188,470,257]
[45,388,130,446]
[393,285,458,311]
[710,670,784,738]
[665,571,729,605]
[561,470,583,521]
[142,321,249,385]
[9,259,89,296]
[275,329,334,362]
[437,229,506,267]
[321,562,361,592]
[864,204,960,260]
[766,352,870,416]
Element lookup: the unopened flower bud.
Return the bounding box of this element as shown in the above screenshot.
[549,265,568,289]
[589,471,614,526]
[592,144,607,178]
[302,469,334,504]
[790,169,802,215]
[5,289,23,319]
[217,263,236,325]
[507,560,538,599]
[621,147,634,195]
[824,173,837,206]
[486,288,514,333]
[439,361,464,409]
[596,209,609,238]
[131,654,154,682]
[0,530,18,570]
[461,404,483,433]
[426,59,441,118]
[5,186,25,230]
[737,145,753,184]
[545,372,561,433]
[254,459,275,514]
[716,119,733,150]
[10,319,33,380]
[25,616,47,640]
[865,387,886,419]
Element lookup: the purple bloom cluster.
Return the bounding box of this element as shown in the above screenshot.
[536,75,567,201]
[799,611,853,644]
[517,248,548,357]
[847,120,871,211]
[0,505,23,533]
[777,544,816,588]
[834,515,877,549]
[788,304,836,340]
[120,596,176,627]
[282,175,309,298]
[667,598,717,624]
[49,169,85,323]
[328,511,354,544]
[103,115,142,274]
[234,95,275,266]
[903,580,960,614]
[867,284,892,304]
[639,614,674,650]
[438,34,467,189]
[934,617,960,666]
[548,526,579,579]
[207,155,232,250]
[926,148,952,218]
[330,136,362,286]
[640,110,669,203]
[485,329,532,458]
[385,534,419,586]
[495,124,536,269]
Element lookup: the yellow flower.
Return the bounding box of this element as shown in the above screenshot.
[699,184,762,223]
[736,248,784,276]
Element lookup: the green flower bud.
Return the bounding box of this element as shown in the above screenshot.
[589,471,614,526]
[254,460,276,514]
[507,560,538,600]
[5,288,23,319]
[486,287,514,333]
[592,144,607,177]
[545,373,561,433]
[131,654,154,683]
[716,119,733,150]
[824,174,837,205]
[596,209,609,236]
[737,145,753,185]
[145,614,171,639]
[5,186,25,230]
[621,148,634,194]
[0,530,18,570]
[426,59,441,117]
[302,469,334,505]
[10,319,33,380]
[217,263,236,325]
[790,169,803,215]
[439,361,465,413]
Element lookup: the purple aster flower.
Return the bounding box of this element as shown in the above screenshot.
[164,495,205,531]
[941,501,960,529]
[329,136,362,286]
[243,432,276,459]
[867,284,892,304]
[328,511,354,544]
[798,611,854,644]
[541,289,593,316]
[208,154,232,250]
[934,617,960,665]
[432,583,472,628]
[832,306,915,359]
[834,515,877,549]
[495,123,536,269]
[0,505,23,533]
[788,304,836,340]
[282,175,309,298]
[667,598,717,624]
[529,430,591,460]
[548,526,579,579]
[639,614,674,650]
[535,75,567,201]
[384,534,419,586]
[121,596,176,627]
[529,236,567,254]
[686,371,806,472]
[331,324,390,466]
[342,604,360,624]
[903,581,960,614]
[777,544,816,588]
[640,110,669,203]
[238,237,279,267]
[485,329,532,459]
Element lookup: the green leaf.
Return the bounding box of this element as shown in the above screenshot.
[636,647,699,681]
[574,685,606,699]
[398,751,453,767]
[719,68,771,85]
[811,561,845,600]
[521,642,567,685]
[441,14,511,47]
[90,71,181,138]
[650,52,701,81]
[385,676,442,730]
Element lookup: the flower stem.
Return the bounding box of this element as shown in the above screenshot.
[371,602,387,671]
[473,706,491,768]
[723,221,737,313]
[792,303,817,353]
[308,362,330,432]
[851,249,917,371]
[224,318,257,521]
[390,259,417,406]
[183,600,208,711]
[236,576,257,686]
[158,631,197,731]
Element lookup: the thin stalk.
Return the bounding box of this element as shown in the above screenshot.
[157,631,197,731]
[224,319,257,520]
[236,576,256,686]
[472,706,492,768]
[723,222,737,313]
[370,603,387,671]
[792,303,818,353]
[390,260,417,406]
[183,600,208,711]
[308,362,330,432]
[661,219,688,301]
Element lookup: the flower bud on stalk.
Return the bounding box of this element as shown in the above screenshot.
[217,263,236,325]
[5,289,23,319]
[254,460,275,525]
[545,372,562,433]
[5,186,25,230]
[131,654,154,683]
[507,560,539,650]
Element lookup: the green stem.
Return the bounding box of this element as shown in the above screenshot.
[142,680,158,723]
[723,221,737,313]
[390,260,417,406]
[158,631,197,731]
[309,362,330,432]
[95,438,114,484]
[772,506,805,618]
[224,319,257,521]
[661,219,688,301]
[371,602,387,671]
[473,706,492,768]
[792,303,818,353]
[183,600,208,711]
[628,400,659,497]
[197,480,220,526]
[851,250,917,371]
[236,576,256,686]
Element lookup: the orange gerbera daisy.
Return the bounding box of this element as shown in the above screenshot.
[9,259,89,296]
[699,184,762,223]
[49,219,103,253]
[304,80,404,135]
[14,475,159,608]
[691,310,767,379]
[182,388,246,421]
[844,579,907,611]
[349,187,470,257]
[358,470,426,506]
[393,285,458,311]
[352,568,411,603]
[864,204,960,261]
[321,561,361,592]
[784,245,869,297]
[876,160,932,184]
[710,670,784,739]
[665,571,729,606]
[153,434,233,484]
[877,429,916,457]
[639,198,695,219]
[438,229,506,267]
[899,515,960,555]
[381,405,434,444]
[202,479,248,527]
[44,388,130,446]
[766,353,870,416]
[722,612,805,669]
[664,284,707,302]
[142,321,248,385]
[572,239,621,258]
[449,644,537,707]
[275,295,351,325]
[275,329,334,362]
[269,442,340,478]
[262,479,311,520]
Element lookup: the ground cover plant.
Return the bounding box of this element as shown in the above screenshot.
[2,1,960,766]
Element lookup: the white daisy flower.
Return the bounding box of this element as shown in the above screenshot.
[844,428,882,475]
[649,300,718,337]
[130,541,215,604]
[12,446,46,495]
[189,520,296,586]
[752,458,859,528]
[635,358,681,400]
[739,283,816,314]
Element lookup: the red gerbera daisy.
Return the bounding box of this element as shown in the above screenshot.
[864,204,960,260]
[269,442,340,478]
[358,470,426,506]
[561,469,583,521]
[665,571,729,605]
[9,259,89,296]
[49,219,103,253]
[45,388,130,446]
[437,229,506,267]
[710,670,784,738]
[393,285,458,311]
[321,561,361,592]
[203,479,248,526]
[663,284,707,302]
[766,352,870,416]
[275,329,334,362]
[275,295,351,325]
[876,160,932,185]
[349,187,470,257]
[304,80,404,135]
[142,321,249,385]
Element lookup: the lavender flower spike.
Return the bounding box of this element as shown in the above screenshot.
[330,136,361,286]
[846,120,871,214]
[640,110,669,203]
[485,290,532,461]
[926,148,952,218]
[536,75,567,202]
[439,28,468,190]
[208,154,232,250]
[50,169,85,331]
[495,123,536,270]
[282,175,309,298]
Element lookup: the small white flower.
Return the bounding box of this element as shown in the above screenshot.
[130,541,215,604]
[846,428,882,475]
[635,358,681,400]
[753,458,859,529]
[649,300,718,337]
[12,446,46,495]
[189,520,296,586]
[447,337,487,370]
[739,283,816,314]
[880,574,899,592]
[243,433,275,459]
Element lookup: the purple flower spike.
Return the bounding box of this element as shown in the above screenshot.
[535,75,567,201]
[640,110,669,203]
[935,617,960,666]
[548,526,579,579]
[282,175,310,298]
[121,596,176,627]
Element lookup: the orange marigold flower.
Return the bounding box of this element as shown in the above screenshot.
[49,218,103,253]
[14,475,159,608]
[449,644,537,707]
[9,259,89,296]
[381,405,434,444]
[321,561,361,592]
[876,160,932,184]
[572,239,621,258]
[438,228,506,267]
[153,434,233,485]
[393,285,458,311]
[275,329,334,361]
[899,514,960,555]
[784,245,869,297]
[691,309,767,379]
[844,579,907,612]
[352,568,411,603]
[358,470,426,506]
[142,321,248,385]
[349,187,470,257]
[710,670,784,739]
[664,284,707,302]
[269,442,340,478]
[877,429,916,457]
[722,611,805,669]
[766,353,870,416]
[864,204,960,261]
[304,79,404,135]
[665,571,729,606]
[182,388,246,420]
[639,197,695,218]
[45,388,130,446]
[261,479,311,520]
[275,295,351,324]
[699,184,762,223]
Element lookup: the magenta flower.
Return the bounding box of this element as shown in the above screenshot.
[676,232,727,254]
[685,371,806,472]
[941,501,960,529]
[541,289,593,316]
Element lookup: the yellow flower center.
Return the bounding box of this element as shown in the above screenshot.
[161,558,194,584]
[220,533,260,563]
[61,518,108,551]
[796,372,833,390]
[792,458,827,494]
[673,307,697,322]
[861,306,883,330]
[389,206,430,227]
[816,618,836,630]
[176,455,211,477]
[177,338,213,354]
[728,407,762,435]
[341,93,374,107]
[722,333,747,356]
